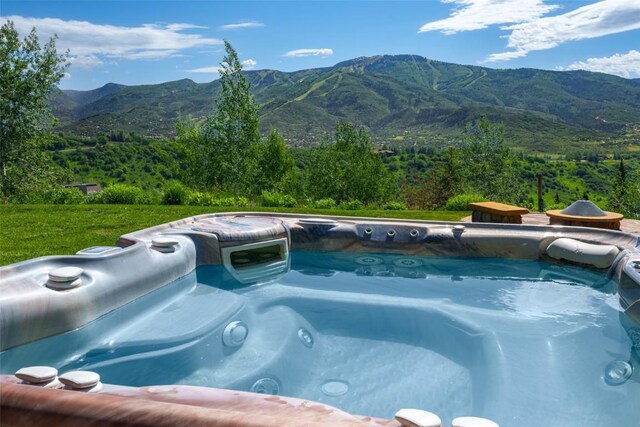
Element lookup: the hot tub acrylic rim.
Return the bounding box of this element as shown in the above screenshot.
[2,212,638,349]
[2,212,636,272]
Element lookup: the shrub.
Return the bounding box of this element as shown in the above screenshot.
[261,191,297,208]
[102,184,151,204]
[444,194,487,211]
[186,191,214,206]
[338,200,364,210]
[383,201,408,210]
[313,198,337,209]
[281,195,297,208]
[211,196,249,207]
[85,191,105,204]
[12,186,87,204]
[162,182,189,205]
[185,192,249,207]
[49,187,86,205]
[545,203,567,210]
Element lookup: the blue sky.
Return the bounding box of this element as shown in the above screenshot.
[2,0,639,90]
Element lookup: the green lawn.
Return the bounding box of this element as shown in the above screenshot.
[0,205,468,266]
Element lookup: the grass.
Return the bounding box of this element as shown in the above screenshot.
[0,204,468,266]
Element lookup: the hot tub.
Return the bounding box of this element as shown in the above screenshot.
[1,213,639,427]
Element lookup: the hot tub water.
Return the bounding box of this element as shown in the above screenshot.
[1,252,638,427]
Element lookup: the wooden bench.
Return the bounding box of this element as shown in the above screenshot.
[469,202,530,224]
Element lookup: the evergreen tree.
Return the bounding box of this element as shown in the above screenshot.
[0,21,70,198]
[609,158,640,218]
[612,158,627,199]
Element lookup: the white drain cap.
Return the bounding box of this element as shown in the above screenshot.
[395,409,441,427]
[15,366,58,384]
[59,371,101,389]
[452,417,499,427]
[48,267,83,283]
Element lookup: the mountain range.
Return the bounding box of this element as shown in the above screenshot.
[50,55,640,152]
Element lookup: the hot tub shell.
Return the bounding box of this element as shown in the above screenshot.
[1,213,640,426]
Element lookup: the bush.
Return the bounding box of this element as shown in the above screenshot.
[49,187,86,204]
[337,200,364,210]
[102,184,151,204]
[281,195,297,208]
[185,192,249,207]
[12,186,87,204]
[86,191,105,204]
[210,196,249,207]
[313,198,336,209]
[383,201,408,210]
[162,182,189,205]
[10,185,87,204]
[186,191,214,206]
[444,194,487,211]
[261,191,297,208]
[545,203,567,210]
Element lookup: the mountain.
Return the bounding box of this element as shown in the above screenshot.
[51,55,640,151]
[65,82,127,106]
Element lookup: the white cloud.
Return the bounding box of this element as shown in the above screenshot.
[218,21,264,31]
[487,0,640,62]
[187,66,222,74]
[283,48,333,58]
[3,15,221,68]
[121,50,181,60]
[242,59,257,70]
[561,50,640,78]
[69,54,104,70]
[419,1,640,63]
[165,23,207,31]
[419,0,558,34]
[188,59,257,73]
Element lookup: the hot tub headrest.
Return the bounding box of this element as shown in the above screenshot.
[190,216,287,242]
[546,238,619,269]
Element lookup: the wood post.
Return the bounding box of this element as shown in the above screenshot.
[537,173,544,212]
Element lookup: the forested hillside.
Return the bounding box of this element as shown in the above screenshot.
[50,55,640,153]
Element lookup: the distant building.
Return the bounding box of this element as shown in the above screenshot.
[65,183,103,195]
[376,149,395,158]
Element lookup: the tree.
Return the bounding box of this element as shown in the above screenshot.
[610,158,640,218]
[307,122,394,204]
[458,116,519,201]
[0,21,69,198]
[612,158,627,200]
[176,115,205,188]
[424,147,463,208]
[199,40,261,195]
[256,128,298,194]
